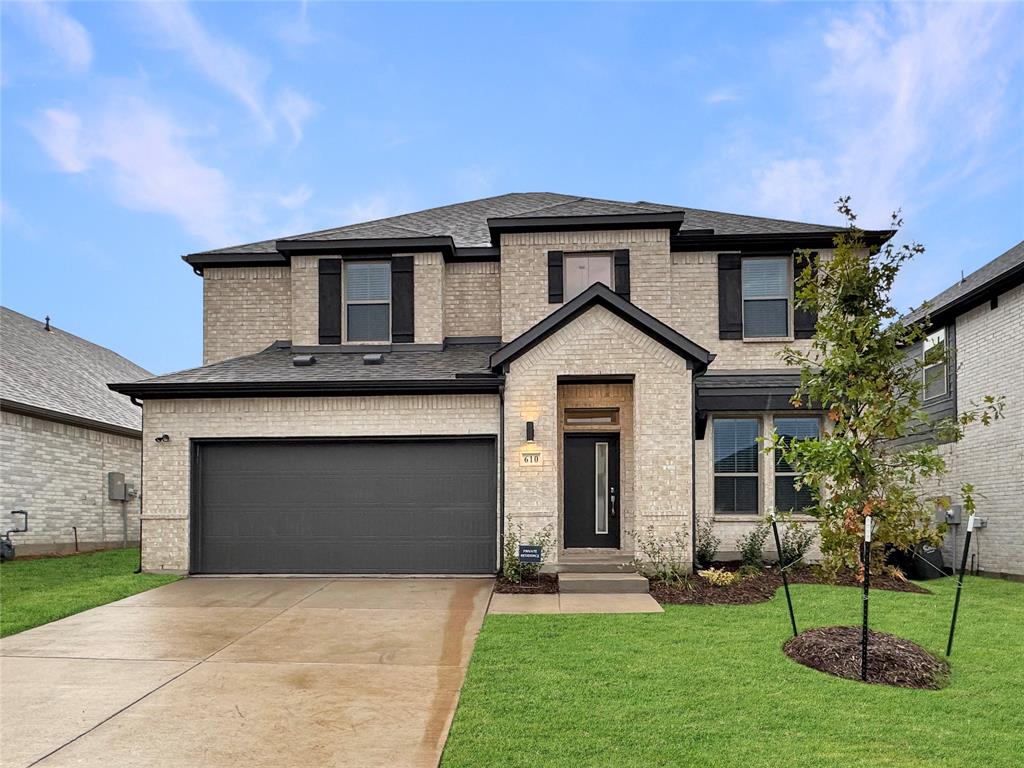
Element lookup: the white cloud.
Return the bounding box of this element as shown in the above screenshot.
[275,0,318,46]
[335,194,402,225]
[743,3,1019,226]
[139,2,272,131]
[30,99,237,244]
[276,89,316,147]
[12,1,93,73]
[278,185,312,210]
[705,87,738,105]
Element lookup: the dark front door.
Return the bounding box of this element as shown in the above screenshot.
[191,438,497,574]
[563,433,620,548]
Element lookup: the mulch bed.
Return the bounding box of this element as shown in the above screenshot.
[784,626,950,689]
[650,565,929,606]
[493,573,559,594]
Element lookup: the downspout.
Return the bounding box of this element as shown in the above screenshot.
[131,396,144,574]
[691,377,698,573]
[498,379,506,575]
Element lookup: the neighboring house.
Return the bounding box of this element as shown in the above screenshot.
[110,193,893,574]
[1,308,151,554]
[903,241,1024,580]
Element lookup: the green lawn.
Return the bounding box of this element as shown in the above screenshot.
[443,577,1024,768]
[0,548,180,637]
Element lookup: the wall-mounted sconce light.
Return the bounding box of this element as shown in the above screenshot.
[154,434,170,443]
[525,421,535,443]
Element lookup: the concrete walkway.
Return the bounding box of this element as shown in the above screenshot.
[488,592,663,614]
[0,577,492,768]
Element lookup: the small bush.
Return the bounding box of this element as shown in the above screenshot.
[699,567,740,587]
[502,523,554,582]
[694,520,720,569]
[632,526,689,582]
[737,564,763,578]
[778,517,816,568]
[736,522,770,570]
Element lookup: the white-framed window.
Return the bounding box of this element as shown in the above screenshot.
[742,257,790,338]
[344,261,391,342]
[564,252,613,301]
[713,417,760,514]
[922,328,947,400]
[773,417,820,513]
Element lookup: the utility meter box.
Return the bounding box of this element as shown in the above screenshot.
[933,498,962,525]
[107,472,127,501]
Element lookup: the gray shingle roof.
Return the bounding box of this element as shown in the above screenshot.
[904,240,1024,325]
[191,192,844,256]
[111,341,500,390]
[1,307,151,431]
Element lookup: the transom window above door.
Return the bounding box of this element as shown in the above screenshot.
[564,252,613,301]
[742,257,790,338]
[345,261,391,342]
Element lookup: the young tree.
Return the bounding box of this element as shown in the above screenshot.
[768,199,1002,577]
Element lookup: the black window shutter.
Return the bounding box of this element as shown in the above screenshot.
[793,251,818,339]
[318,259,342,344]
[547,251,564,303]
[613,249,630,301]
[718,253,743,339]
[391,256,414,343]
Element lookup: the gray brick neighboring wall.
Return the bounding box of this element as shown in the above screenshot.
[412,252,444,344]
[1,410,141,553]
[921,282,1024,578]
[140,394,500,571]
[503,306,693,568]
[203,267,292,364]
[444,262,501,338]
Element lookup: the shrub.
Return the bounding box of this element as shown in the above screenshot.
[736,522,770,570]
[778,517,816,568]
[694,519,720,569]
[502,523,554,583]
[631,526,689,582]
[699,567,739,587]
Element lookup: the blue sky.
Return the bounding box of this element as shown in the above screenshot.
[3,1,1022,375]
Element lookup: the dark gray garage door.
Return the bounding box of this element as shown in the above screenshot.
[191,438,496,574]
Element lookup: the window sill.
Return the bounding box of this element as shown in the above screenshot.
[741,336,795,344]
[713,513,818,523]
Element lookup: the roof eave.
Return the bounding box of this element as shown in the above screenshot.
[276,236,457,259]
[905,258,1024,329]
[487,211,686,245]
[107,377,504,400]
[670,229,896,252]
[0,398,141,439]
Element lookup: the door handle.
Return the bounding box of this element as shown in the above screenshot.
[610,486,616,516]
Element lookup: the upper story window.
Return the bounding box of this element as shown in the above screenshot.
[774,417,819,512]
[922,328,947,400]
[742,257,790,338]
[713,417,760,515]
[345,261,391,342]
[564,252,613,302]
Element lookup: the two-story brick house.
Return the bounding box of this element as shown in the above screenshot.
[110,193,892,574]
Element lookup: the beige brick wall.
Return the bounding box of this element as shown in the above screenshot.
[922,282,1024,577]
[290,255,319,347]
[412,252,444,343]
[0,410,141,553]
[503,306,693,567]
[203,267,292,364]
[444,262,501,338]
[140,394,500,571]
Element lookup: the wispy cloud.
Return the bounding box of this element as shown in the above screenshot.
[11,1,93,73]
[30,99,238,244]
[335,194,404,226]
[743,3,1020,225]
[275,0,318,46]
[277,185,313,210]
[705,87,738,105]
[276,88,316,147]
[139,1,272,132]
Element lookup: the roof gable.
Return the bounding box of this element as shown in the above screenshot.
[489,284,714,372]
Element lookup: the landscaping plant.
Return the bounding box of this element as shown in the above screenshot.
[766,199,1002,578]
[694,519,721,569]
[502,523,554,583]
[698,567,740,587]
[736,521,770,571]
[631,526,690,582]
[776,514,816,568]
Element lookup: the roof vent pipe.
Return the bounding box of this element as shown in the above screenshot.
[44,315,51,332]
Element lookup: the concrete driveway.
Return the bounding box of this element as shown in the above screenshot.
[0,577,492,768]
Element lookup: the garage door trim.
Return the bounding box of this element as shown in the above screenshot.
[188,434,498,575]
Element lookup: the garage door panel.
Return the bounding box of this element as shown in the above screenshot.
[193,439,496,574]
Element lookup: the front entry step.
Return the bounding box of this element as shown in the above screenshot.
[558,572,650,594]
